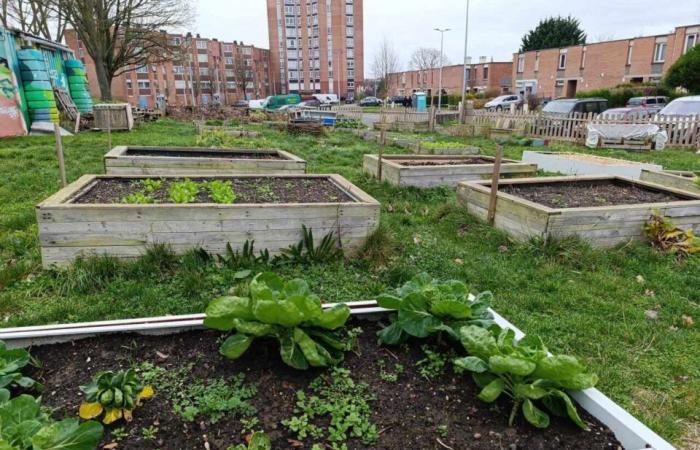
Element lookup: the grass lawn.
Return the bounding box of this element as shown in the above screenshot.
[0,119,699,447]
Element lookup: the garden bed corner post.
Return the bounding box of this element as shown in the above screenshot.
[487,144,504,225]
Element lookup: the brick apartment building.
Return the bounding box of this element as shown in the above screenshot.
[65,30,274,109]
[513,24,700,100]
[388,59,513,98]
[267,0,364,99]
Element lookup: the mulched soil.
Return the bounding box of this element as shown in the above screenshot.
[391,158,496,166]
[124,149,283,159]
[31,320,622,450]
[72,177,354,204]
[500,179,690,208]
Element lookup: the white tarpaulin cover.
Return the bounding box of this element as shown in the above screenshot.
[586,123,668,150]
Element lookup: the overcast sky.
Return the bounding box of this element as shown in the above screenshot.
[194,0,700,75]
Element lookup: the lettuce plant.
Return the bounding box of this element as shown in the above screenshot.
[0,394,103,450]
[168,179,200,203]
[79,369,154,424]
[376,273,493,345]
[454,325,598,429]
[206,180,237,204]
[205,273,351,370]
[0,341,40,392]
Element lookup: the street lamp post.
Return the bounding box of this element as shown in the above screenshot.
[434,27,450,112]
[460,0,471,123]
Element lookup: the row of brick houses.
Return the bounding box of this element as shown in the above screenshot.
[389,24,700,102]
[64,31,274,109]
[388,59,513,98]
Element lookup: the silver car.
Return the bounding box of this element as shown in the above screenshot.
[484,95,523,111]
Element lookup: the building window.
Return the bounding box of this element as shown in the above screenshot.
[517,55,524,73]
[196,40,207,50]
[136,65,149,73]
[201,80,211,89]
[483,67,489,80]
[197,54,208,63]
[225,57,234,65]
[685,34,698,53]
[558,53,567,70]
[653,42,667,63]
[223,44,233,52]
[199,67,209,76]
[137,80,150,89]
[173,66,185,74]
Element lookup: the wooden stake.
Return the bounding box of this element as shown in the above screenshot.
[486,144,504,225]
[106,110,112,151]
[53,123,67,188]
[378,117,387,181]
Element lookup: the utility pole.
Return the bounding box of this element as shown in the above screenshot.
[434,28,450,112]
[460,0,471,123]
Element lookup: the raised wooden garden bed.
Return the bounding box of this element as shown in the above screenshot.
[640,169,700,194]
[457,175,700,247]
[0,302,674,450]
[364,155,538,188]
[522,151,662,179]
[36,174,380,267]
[104,146,306,176]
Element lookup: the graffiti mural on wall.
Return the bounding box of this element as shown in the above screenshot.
[0,58,28,137]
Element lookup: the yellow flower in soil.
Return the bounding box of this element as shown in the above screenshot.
[103,408,123,424]
[79,402,104,420]
[137,385,155,403]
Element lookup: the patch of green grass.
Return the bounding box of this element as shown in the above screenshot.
[0,119,699,444]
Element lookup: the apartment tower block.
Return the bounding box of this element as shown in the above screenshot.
[267,0,363,99]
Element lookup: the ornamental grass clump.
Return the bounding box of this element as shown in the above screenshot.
[455,325,598,429]
[205,273,351,370]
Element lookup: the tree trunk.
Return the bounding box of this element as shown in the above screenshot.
[93,60,113,101]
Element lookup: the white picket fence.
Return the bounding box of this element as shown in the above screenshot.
[469,110,700,148]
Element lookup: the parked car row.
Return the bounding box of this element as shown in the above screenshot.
[539,95,700,119]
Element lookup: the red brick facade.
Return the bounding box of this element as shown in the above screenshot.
[267,0,364,99]
[64,30,274,109]
[388,61,513,98]
[513,24,700,100]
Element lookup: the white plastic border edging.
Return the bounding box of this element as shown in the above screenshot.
[522,151,663,179]
[0,302,675,450]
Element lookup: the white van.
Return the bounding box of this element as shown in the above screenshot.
[248,97,270,110]
[313,94,339,105]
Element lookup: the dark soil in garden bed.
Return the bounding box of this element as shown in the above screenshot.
[31,320,621,450]
[500,179,691,208]
[124,149,284,160]
[72,177,354,204]
[391,158,496,166]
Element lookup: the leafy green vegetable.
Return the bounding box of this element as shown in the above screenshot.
[0,394,102,450]
[205,273,351,369]
[141,179,163,193]
[79,369,153,424]
[376,273,493,344]
[454,325,598,429]
[0,341,40,392]
[206,180,237,204]
[226,431,271,450]
[121,192,154,204]
[168,179,200,203]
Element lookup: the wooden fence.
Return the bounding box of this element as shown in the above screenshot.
[332,105,430,124]
[468,110,700,147]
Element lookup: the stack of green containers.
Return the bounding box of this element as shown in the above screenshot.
[65,59,93,114]
[17,49,59,124]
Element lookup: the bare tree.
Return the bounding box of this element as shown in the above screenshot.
[1,0,66,42]
[409,47,449,71]
[371,37,400,98]
[232,47,249,101]
[53,0,193,100]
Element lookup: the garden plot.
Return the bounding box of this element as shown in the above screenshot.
[364,155,537,188]
[104,146,306,176]
[36,174,379,267]
[457,175,700,247]
[640,169,700,194]
[522,151,662,179]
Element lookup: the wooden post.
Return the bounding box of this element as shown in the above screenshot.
[106,110,112,152]
[378,117,387,181]
[429,106,436,132]
[73,112,81,135]
[53,123,67,188]
[486,144,504,225]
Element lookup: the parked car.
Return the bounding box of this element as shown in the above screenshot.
[312,94,339,105]
[485,95,523,111]
[360,96,382,107]
[232,100,249,108]
[248,98,270,110]
[627,96,669,113]
[658,96,700,117]
[542,98,609,117]
[298,99,322,108]
[389,96,410,106]
[600,107,652,120]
